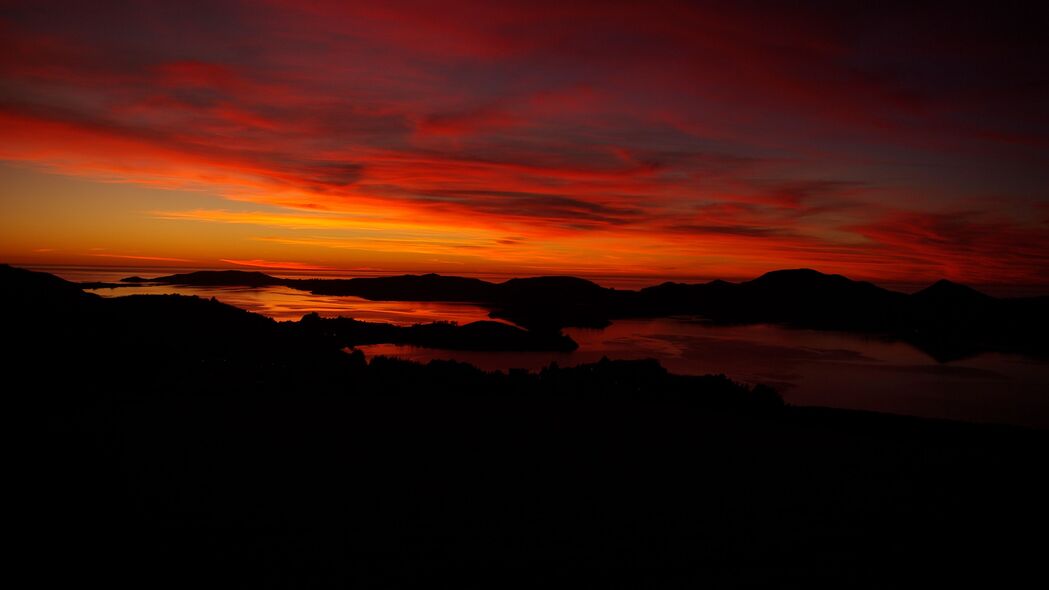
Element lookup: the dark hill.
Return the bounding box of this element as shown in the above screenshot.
[495,275,608,299]
[297,273,496,301]
[6,265,575,354]
[913,278,994,303]
[743,268,892,301]
[2,263,99,309]
[129,269,285,287]
[905,279,1012,361]
[106,266,1049,360]
[490,276,617,330]
[737,268,908,329]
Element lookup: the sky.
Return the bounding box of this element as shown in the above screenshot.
[1,1,1047,289]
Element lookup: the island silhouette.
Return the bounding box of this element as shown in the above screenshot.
[86,266,1049,361]
[10,262,1049,586]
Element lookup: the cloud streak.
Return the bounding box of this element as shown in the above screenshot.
[1,1,1047,286]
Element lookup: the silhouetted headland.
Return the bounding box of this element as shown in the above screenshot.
[108,266,1049,360]
[8,263,1047,587]
[13,266,573,352]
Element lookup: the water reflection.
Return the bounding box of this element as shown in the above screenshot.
[358,318,1049,429]
[58,268,1049,428]
[85,283,498,324]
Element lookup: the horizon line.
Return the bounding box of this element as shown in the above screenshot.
[10,261,1049,298]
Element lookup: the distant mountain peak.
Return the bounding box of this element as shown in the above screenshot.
[500,275,604,289]
[756,268,835,279]
[747,268,850,287]
[133,270,284,286]
[763,268,824,276]
[914,279,991,301]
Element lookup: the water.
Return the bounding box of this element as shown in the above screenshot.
[41,265,1049,428]
[56,265,504,324]
[88,283,500,325]
[361,320,1049,428]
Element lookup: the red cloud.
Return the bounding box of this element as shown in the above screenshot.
[1,1,1046,287]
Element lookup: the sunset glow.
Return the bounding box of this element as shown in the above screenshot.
[9,4,1049,582]
[2,1,1047,287]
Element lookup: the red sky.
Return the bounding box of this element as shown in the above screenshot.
[1,1,1047,289]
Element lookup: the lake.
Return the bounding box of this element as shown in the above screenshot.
[361,320,1049,428]
[47,265,1049,428]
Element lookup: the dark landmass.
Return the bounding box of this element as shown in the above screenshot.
[123,269,286,287]
[67,271,577,352]
[299,313,578,352]
[77,280,126,289]
[110,267,1049,361]
[9,263,1048,587]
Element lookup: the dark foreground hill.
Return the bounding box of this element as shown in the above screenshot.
[7,264,1048,587]
[113,267,1049,360]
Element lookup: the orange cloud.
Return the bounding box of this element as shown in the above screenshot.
[1,1,1047,288]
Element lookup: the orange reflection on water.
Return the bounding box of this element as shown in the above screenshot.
[86,284,499,324]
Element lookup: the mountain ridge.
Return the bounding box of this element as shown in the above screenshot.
[50,264,1049,360]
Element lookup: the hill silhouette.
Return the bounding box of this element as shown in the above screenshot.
[7,263,1047,587]
[913,278,995,303]
[111,266,1049,360]
[123,269,286,287]
[6,265,575,353]
[297,272,496,301]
